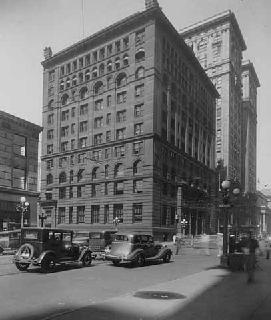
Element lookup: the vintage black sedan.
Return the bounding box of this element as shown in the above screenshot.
[13,228,92,272]
[105,233,172,267]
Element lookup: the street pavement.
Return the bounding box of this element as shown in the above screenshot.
[51,250,271,320]
[1,247,271,320]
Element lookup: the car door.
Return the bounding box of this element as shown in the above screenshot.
[141,235,153,258]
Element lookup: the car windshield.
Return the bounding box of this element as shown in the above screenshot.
[90,233,102,239]
[115,235,130,242]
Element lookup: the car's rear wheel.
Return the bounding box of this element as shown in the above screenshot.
[41,256,56,273]
[112,260,120,266]
[15,262,29,271]
[163,252,171,263]
[136,254,145,267]
[82,252,92,267]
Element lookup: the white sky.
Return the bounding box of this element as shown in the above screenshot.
[0,0,270,187]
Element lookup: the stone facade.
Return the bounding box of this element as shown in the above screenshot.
[0,111,42,230]
[40,4,217,239]
[180,10,246,183]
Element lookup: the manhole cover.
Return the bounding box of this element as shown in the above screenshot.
[133,291,186,300]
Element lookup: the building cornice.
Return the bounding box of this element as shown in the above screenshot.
[0,186,40,197]
[242,60,260,88]
[180,10,246,51]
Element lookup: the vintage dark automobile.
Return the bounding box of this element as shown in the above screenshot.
[105,233,172,267]
[13,228,92,272]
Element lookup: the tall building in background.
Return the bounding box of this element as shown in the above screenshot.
[180,10,246,183]
[0,111,42,230]
[241,60,259,194]
[40,0,218,239]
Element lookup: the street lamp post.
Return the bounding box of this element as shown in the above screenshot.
[220,180,240,265]
[16,197,30,229]
[113,217,120,231]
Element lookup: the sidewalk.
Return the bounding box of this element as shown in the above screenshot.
[51,255,271,320]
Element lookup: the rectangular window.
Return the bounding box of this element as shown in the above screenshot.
[71,139,75,150]
[104,205,109,224]
[92,150,102,161]
[115,145,125,157]
[85,54,90,66]
[47,159,53,169]
[69,207,73,224]
[60,126,69,137]
[134,103,143,117]
[61,110,69,121]
[94,99,103,111]
[134,123,143,136]
[79,137,87,148]
[78,153,86,163]
[113,204,123,223]
[133,179,143,193]
[77,206,85,223]
[123,36,129,49]
[116,128,126,140]
[79,57,84,68]
[47,144,53,154]
[47,129,54,140]
[104,182,109,195]
[133,141,143,154]
[135,84,144,97]
[135,29,145,45]
[77,186,82,198]
[47,114,54,125]
[59,156,67,168]
[59,187,66,199]
[116,110,126,122]
[71,107,76,117]
[115,40,121,53]
[117,91,127,104]
[58,207,65,224]
[91,205,100,224]
[91,184,97,197]
[106,113,111,125]
[107,95,112,107]
[114,181,124,195]
[79,121,88,133]
[107,44,112,56]
[106,131,111,142]
[60,141,68,152]
[105,148,111,159]
[12,168,26,189]
[69,186,73,198]
[80,104,88,115]
[94,134,103,145]
[94,117,103,129]
[132,203,143,223]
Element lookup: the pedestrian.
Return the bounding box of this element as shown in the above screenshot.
[175,234,181,255]
[242,233,259,283]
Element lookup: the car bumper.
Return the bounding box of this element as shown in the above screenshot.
[105,254,131,263]
[13,256,40,266]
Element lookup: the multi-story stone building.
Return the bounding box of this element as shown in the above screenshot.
[180,10,246,183]
[241,60,259,194]
[0,111,42,230]
[40,0,218,239]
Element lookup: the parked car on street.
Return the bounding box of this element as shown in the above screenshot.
[89,230,117,258]
[13,228,92,272]
[105,232,172,267]
[0,229,21,254]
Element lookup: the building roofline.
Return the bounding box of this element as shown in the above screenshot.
[41,5,218,98]
[180,10,247,51]
[242,60,260,87]
[0,110,42,132]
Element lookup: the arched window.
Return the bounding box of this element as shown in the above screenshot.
[133,159,142,175]
[79,73,84,83]
[60,80,64,91]
[92,167,99,180]
[135,67,145,80]
[66,77,71,88]
[114,163,124,177]
[92,66,98,79]
[77,169,84,182]
[59,172,67,183]
[48,100,54,110]
[72,75,77,86]
[61,94,69,106]
[93,81,103,95]
[46,174,53,185]
[107,60,113,72]
[135,48,145,63]
[115,57,120,70]
[85,69,90,81]
[79,87,88,100]
[123,54,129,67]
[99,63,105,76]
[116,72,127,88]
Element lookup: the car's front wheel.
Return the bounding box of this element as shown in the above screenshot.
[136,254,145,267]
[15,262,29,271]
[163,252,171,263]
[41,256,56,273]
[112,260,120,266]
[82,252,92,267]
